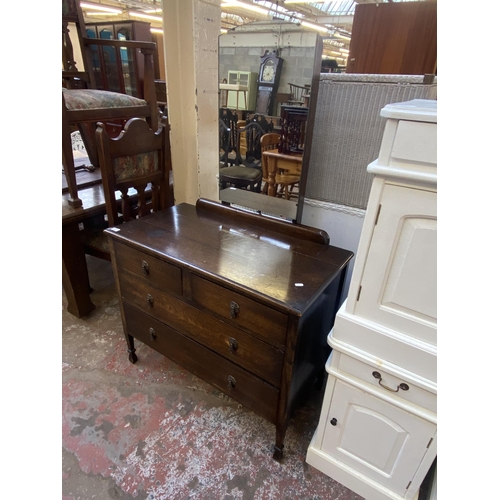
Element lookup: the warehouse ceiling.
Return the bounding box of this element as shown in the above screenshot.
[79,0,427,65]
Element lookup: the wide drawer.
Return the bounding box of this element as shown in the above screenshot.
[333,351,436,413]
[119,270,284,386]
[123,302,279,424]
[190,274,288,347]
[113,241,182,296]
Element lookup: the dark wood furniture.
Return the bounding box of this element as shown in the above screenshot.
[62,184,108,317]
[255,50,284,116]
[347,1,437,75]
[279,105,309,155]
[81,116,174,261]
[62,0,159,208]
[105,198,353,459]
[287,83,311,107]
[84,20,152,97]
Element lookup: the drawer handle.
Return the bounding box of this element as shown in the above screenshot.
[227,375,236,390]
[372,371,409,392]
[149,327,157,341]
[142,260,150,276]
[229,301,240,319]
[228,337,238,354]
[330,417,337,426]
[146,294,154,308]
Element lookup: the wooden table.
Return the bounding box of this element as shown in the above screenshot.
[262,148,303,197]
[105,198,353,459]
[62,183,108,317]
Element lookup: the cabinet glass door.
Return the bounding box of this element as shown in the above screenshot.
[117,28,137,96]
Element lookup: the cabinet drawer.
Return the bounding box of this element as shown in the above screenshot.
[123,302,279,424]
[337,353,436,413]
[119,271,284,386]
[190,274,288,347]
[113,241,182,296]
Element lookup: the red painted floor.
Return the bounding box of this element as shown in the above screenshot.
[62,256,364,500]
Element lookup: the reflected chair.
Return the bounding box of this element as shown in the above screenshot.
[219,119,268,192]
[260,133,280,194]
[261,133,301,200]
[80,116,174,261]
[287,83,311,106]
[62,0,159,207]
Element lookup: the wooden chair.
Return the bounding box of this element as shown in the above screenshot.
[219,119,268,192]
[219,108,239,167]
[260,133,280,194]
[261,133,301,200]
[287,83,311,106]
[80,116,174,261]
[62,0,159,208]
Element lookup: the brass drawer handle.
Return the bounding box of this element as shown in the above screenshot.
[227,375,236,390]
[229,301,240,319]
[228,337,238,354]
[372,371,409,392]
[149,327,157,341]
[142,260,150,276]
[147,294,154,308]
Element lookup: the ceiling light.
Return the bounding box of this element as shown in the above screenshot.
[221,1,270,16]
[301,20,329,33]
[339,48,349,54]
[85,12,120,16]
[145,9,162,14]
[150,28,163,34]
[129,11,163,22]
[333,32,351,41]
[284,1,325,4]
[80,2,122,14]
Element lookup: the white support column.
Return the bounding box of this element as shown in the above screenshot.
[161,0,220,205]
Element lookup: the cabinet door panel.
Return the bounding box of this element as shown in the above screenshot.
[355,184,436,344]
[322,380,435,496]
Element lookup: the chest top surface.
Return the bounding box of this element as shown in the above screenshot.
[106,201,353,314]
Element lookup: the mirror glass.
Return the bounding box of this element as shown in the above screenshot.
[218,23,322,223]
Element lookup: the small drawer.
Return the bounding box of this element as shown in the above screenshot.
[391,121,437,166]
[190,274,288,347]
[113,241,182,296]
[122,302,280,424]
[336,353,436,413]
[119,271,284,386]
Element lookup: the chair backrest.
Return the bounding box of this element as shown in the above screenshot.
[219,108,239,165]
[236,121,267,168]
[287,83,311,106]
[62,0,95,89]
[95,117,174,227]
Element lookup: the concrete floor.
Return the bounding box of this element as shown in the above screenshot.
[62,255,364,500]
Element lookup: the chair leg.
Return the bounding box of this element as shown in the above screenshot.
[62,110,82,208]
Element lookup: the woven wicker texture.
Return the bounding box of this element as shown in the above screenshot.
[305,74,437,209]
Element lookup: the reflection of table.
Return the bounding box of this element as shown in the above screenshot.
[262,149,303,198]
[219,83,248,110]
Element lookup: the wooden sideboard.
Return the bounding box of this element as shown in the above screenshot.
[105,199,353,459]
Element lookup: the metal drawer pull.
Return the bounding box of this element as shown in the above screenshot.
[141,260,150,276]
[330,417,337,426]
[149,327,157,341]
[227,375,236,390]
[229,301,240,319]
[228,337,238,354]
[372,371,409,392]
[146,294,154,308]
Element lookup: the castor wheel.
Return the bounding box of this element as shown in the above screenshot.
[128,350,138,364]
[273,445,284,461]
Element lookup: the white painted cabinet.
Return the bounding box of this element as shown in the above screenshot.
[307,99,437,500]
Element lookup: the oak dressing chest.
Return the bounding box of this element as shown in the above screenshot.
[105,198,353,459]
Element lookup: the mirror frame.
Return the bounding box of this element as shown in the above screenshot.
[218,26,323,224]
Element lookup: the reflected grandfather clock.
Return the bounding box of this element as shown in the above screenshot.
[256,49,283,116]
